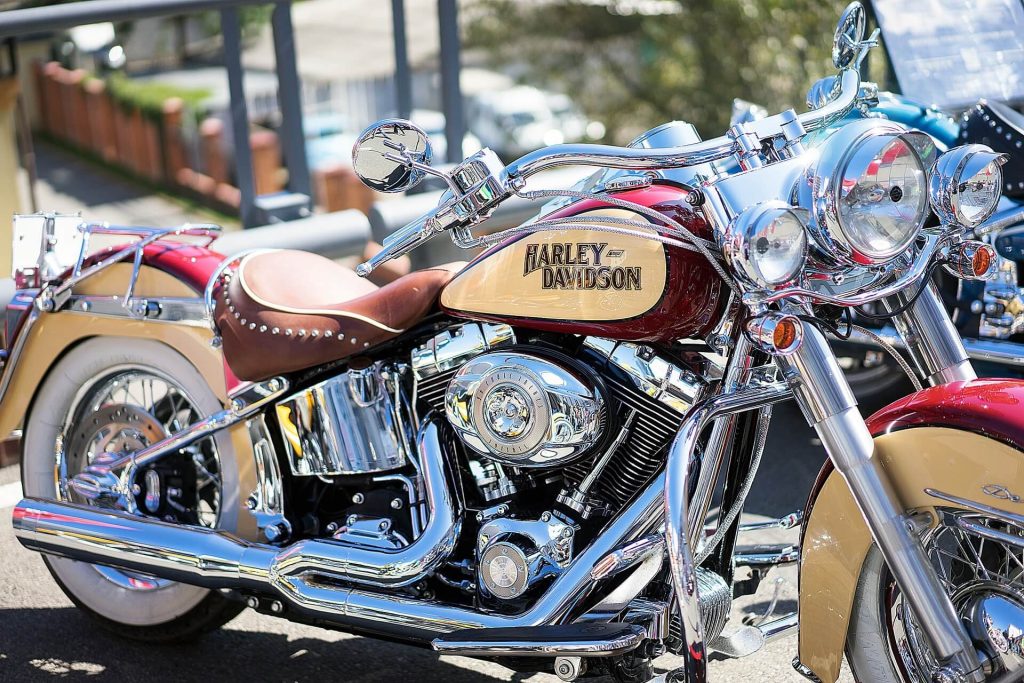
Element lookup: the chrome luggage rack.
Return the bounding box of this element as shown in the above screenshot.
[33,219,221,323]
[0,218,222,408]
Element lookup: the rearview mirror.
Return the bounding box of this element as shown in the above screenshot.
[352,119,433,193]
[833,2,867,69]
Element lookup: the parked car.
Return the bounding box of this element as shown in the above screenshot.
[469,86,604,159]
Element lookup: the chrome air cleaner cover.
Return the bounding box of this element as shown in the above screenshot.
[444,350,606,467]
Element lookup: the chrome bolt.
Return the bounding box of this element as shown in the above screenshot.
[352,493,365,504]
[131,484,142,495]
[267,378,281,392]
[269,600,284,614]
[541,512,551,522]
[561,527,574,539]
[390,498,403,510]
[378,520,391,532]
[326,521,339,534]
[246,596,259,609]
[263,522,288,543]
[245,495,258,510]
[230,398,244,412]
[347,515,357,526]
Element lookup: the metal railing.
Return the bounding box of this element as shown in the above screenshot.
[0,0,468,231]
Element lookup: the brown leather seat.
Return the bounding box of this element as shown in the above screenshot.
[214,250,462,381]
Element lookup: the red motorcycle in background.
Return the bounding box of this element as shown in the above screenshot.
[8,4,1024,682]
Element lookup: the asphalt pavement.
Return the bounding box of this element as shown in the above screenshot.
[0,397,874,683]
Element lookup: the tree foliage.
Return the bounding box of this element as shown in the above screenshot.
[466,0,848,143]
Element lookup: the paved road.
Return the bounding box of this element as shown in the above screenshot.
[0,396,880,682]
[25,141,238,231]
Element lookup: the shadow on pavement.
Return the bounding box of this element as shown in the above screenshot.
[0,607,515,682]
[34,142,156,208]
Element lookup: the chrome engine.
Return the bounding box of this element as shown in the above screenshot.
[445,350,606,467]
[275,362,413,476]
[414,322,708,518]
[263,321,708,607]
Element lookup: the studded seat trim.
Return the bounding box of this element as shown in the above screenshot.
[213,250,462,381]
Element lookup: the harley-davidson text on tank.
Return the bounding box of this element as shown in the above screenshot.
[522,241,642,291]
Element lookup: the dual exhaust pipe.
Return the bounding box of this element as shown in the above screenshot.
[13,419,665,645]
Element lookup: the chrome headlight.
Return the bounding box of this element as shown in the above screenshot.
[929,144,1008,228]
[809,120,929,265]
[724,201,808,288]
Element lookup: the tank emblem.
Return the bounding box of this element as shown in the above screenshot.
[523,242,641,291]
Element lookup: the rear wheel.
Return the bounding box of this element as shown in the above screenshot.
[21,338,244,642]
[846,508,1024,682]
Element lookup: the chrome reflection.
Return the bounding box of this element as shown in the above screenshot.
[275,363,412,476]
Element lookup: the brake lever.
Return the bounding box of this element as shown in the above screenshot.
[356,149,512,276]
[356,212,437,277]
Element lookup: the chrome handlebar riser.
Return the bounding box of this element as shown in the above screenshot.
[883,283,977,386]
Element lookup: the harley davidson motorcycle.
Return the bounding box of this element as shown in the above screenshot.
[10,4,1024,682]
[767,1,1024,399]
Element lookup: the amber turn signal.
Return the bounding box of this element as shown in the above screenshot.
[745,313,803,355]
[945,241,998,281]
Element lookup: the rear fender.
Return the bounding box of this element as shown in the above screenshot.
[0,245,262,541]
[797,379,1024,683]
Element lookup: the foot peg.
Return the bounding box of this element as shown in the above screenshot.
[431,622,646,657]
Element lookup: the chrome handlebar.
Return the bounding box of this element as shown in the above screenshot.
[357,68,863,276]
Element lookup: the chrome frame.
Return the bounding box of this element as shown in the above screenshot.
[663,380,793,682]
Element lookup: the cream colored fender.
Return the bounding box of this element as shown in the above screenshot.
[797,426,1024,682]
[0,263,261,540]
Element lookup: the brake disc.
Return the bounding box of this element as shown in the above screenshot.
[64,403,166,474]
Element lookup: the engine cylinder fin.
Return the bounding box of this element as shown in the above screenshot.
[566,376,686,508]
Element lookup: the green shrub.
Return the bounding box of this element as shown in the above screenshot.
[105,72,211,121]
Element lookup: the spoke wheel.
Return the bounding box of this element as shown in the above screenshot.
[58,368,224,590]
[848,508,1024,682]
[22,338,243,641]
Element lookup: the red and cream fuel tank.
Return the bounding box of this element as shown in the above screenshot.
[440,183,725,343]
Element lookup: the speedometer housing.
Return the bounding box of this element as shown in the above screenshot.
[802,119,931,267]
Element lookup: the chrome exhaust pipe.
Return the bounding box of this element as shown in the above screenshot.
[17,419,460,591]
[13,422,664,644]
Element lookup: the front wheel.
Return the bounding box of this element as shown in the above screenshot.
[846,509,1024,682]
[21,337,244,642]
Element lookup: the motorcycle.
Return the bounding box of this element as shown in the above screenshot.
[9,3,1024,682]
[779,1,1024,399]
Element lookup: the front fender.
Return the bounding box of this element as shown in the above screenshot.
[797,379,1024,683]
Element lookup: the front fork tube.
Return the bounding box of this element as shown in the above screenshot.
[776,319,983,681]
[884,281,977,386]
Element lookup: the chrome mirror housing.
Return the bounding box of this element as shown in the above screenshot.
[352,119,433,193]
[832,2,867,69]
